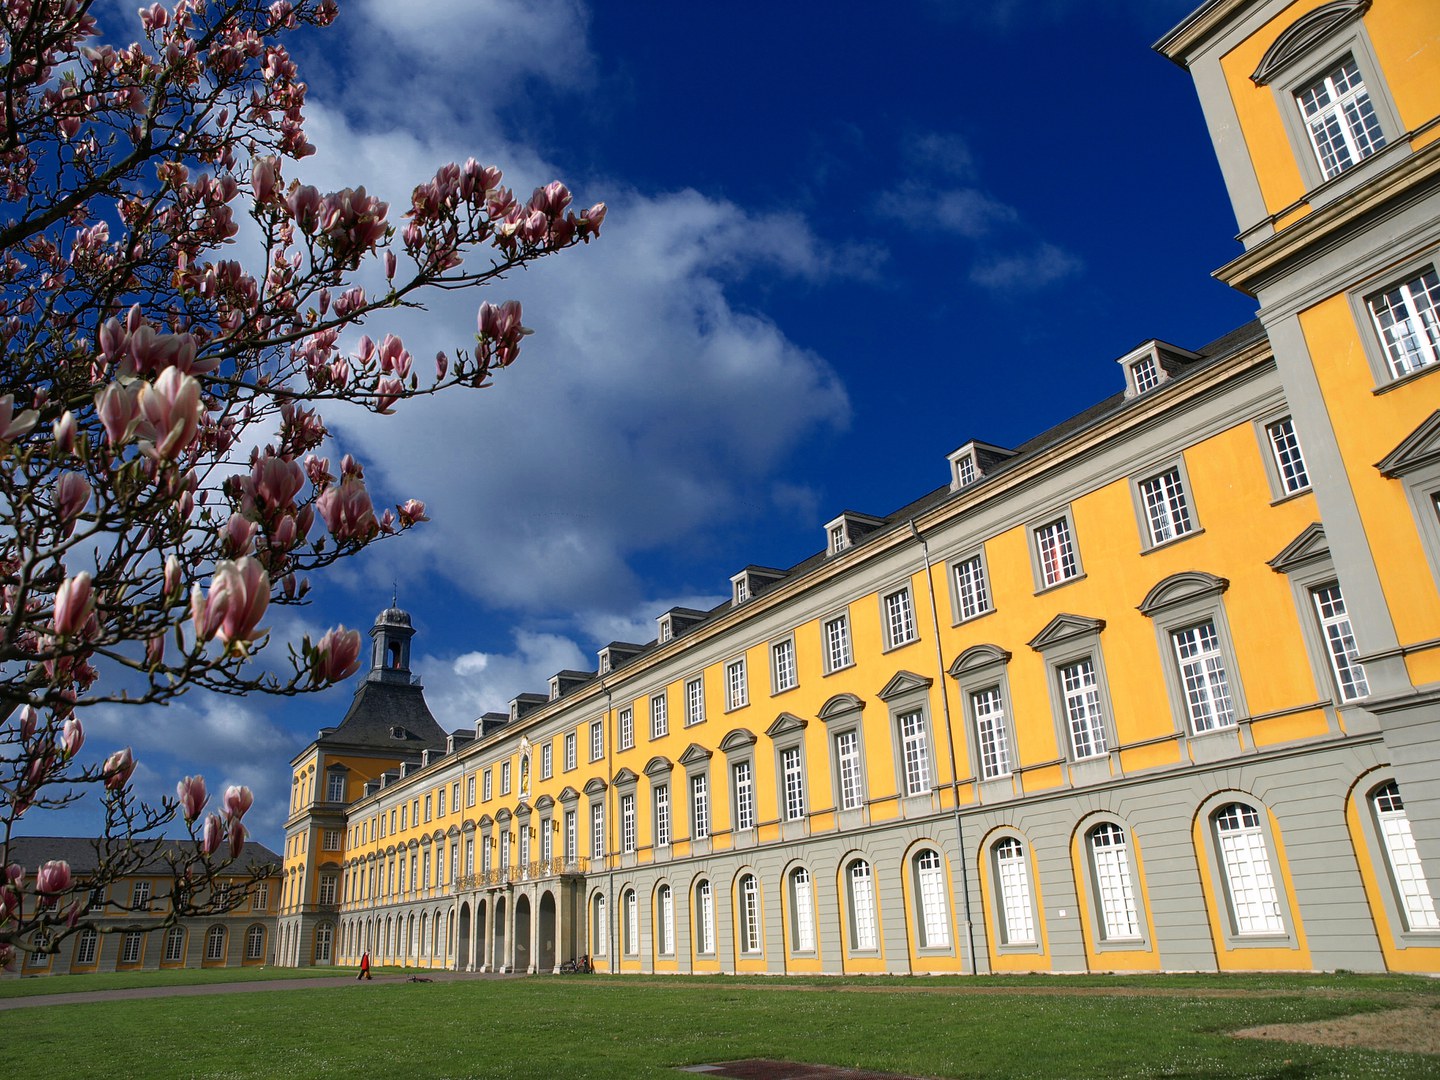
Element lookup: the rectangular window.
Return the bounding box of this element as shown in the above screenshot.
[883,588,917,648]
[1373,783,1440,932]
[591,803,604,860]
[424,795,432,822]
[466,776,475,806]
[953,554,991,621]
[132,881,151,911]
[781,746,806,821]
[1060,658,1107,759]
[898,710,932,796]
[161,928,182,963]
[725,658,748,710]
[771,638,798,694]
[1090,824,1141,940]
[651,694,668,740]
[619,707,634,751]
[319,875,337,905]
[500,761,511,795]
[1138,468,1194,545]
[121,932,142,964]
[1214,804,1285,935]
[322,828,340,851]
[697,881,715,954]
[326,772,346,802]
[1314,583,1369,701]
[564,809,577,863]
[1368,267,1440,379]
[685,676,705,725]
[465,838,475,876]
[733,760,755,831]
[972,687,1012,779]
[849,861,877,951]
[1267,416,1310,494]
[1296,55,1385,180]
[438,788,446,817]
[541,743,552,780]
[956,453,977,486]
[400,804,407,830]
[257,883,271,911]
[654,784,671,847]
[829,523,848,554]
[590,719,605,761]
[1173,622,1236,733]
[483,769,493,802]
[835,729,863,811]
[1132,354,1161,393]
[690,773,709,841]
[823,614,853,672]
[792,868,816,952]
[564,732,577,771]
[740,876,761,953]
[1035,518,1079,587]
[621,793,636,854]
[995,839,1036,944]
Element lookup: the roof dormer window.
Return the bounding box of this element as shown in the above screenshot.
[828,523,849,554]
[1132,354,1161,394]
[658,618,672,643]
[1119,340,1200,399]
[946,441,1014,492]
[734,577,750,604]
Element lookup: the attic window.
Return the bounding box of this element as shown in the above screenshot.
[389,726,405,740]
[658,618,672,644]
[1132,355,1161,394]
[828,523,849,555]
[734,577,751,604]
[548,677,560,701]
[599,652,611,674]
[955,454,978,488]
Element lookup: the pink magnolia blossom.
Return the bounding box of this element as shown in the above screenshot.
[136,367,203,458]
[228,819,247,859]
[55,472,90,525]
[19,706,37,739]
[0,393,38,443]
[164,555,183,601]
[102,747,135,791]
[396,499,428,527]
[191,557,269,650]
[53,572,94,636]
[201,813,223,856]
[316,476,378,543]
[177,775,208,823]
[222,513,257,556]
[222,784,254,819]
[311,626,361,683]
[251,155,281,205]
[52,410,76,453]
[94,381,141,445]
[59,717,83,759]
[35,860,71,895]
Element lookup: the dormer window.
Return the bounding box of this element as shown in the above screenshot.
[599,653,611,674]
[548,676,560,701]
[734,577,750,604]
[1119,340,1200,399]
[828,523,849,554]
[946,442,1015,492]
[658,618,672,643]
[823,514,883,557]
[389,726,405,740]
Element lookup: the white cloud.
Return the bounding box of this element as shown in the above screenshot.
[969,242,1083,290]
[415,630,590,724]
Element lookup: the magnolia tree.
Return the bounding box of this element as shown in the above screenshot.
[0,0,604,964]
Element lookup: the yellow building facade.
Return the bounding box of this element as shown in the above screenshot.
[279,0,1440,976]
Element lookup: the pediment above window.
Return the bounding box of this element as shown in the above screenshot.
[817,693,866,722]
[765,713,808,739]
[1268,523,1330,574]
[877,670,933,701]
[582,777,608,797]
[948,643,1011,678]
[643,755,674,779]
[1137,571,1230,617]
[677,742,713,766]
[1028,613,1106,651]
[719,727,758,753]
[494,808,511,825]
[477,814,493,828]
[1377,410,1440,478]
[533,793,555,811]
[1252,0,1371,86]
[557,785,581,804]
[612,767,639,789]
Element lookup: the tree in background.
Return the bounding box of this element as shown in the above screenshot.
[0,0,604,963]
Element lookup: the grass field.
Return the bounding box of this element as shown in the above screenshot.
[6,971,1440,1078]
[0,964,359,998]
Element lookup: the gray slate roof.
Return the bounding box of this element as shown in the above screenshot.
[320,677,449,752]
[6,835,281,876]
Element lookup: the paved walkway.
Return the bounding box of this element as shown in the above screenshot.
[0,970,523,1011]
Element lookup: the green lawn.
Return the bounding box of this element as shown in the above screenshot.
[7,973,1440,1078]
[0,964,361,998]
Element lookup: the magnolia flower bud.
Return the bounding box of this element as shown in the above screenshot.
[176,775,208,823]
[102,747,135,791]
[222,784,254,820]
[35,860,71,895]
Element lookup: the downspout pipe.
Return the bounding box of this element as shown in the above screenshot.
[908,518,977,975]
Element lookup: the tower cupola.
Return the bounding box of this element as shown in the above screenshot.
[369,601,415,684]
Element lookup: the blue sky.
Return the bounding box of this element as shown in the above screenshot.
[43,0,1262,849]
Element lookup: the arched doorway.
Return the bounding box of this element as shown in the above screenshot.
[538,891,557,972]
[492,896,507,972]
[514,894,532,973]
[457,903,471,971]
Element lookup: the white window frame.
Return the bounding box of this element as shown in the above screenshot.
[590,718,605,762]
[1087,822,1143,943]
[685,676,706,726]
[564,808,577,863]
[1211,801,1287,938]
[1367,780,1440,936]
[739,874,762,954]
[1313,582,1369,702]
[881,586,918,650]
[780,745,806,822]
[590,801,604,860]
[541,743,552,780]
[1134,463,1198,548]
[1263,414,1311,498]
[972,686,1013,780]
[483,768,493,802]
[651,693,668,740]
[326,771,346,802]
[1367,265,1440,381]
[121,931,143,965]
[834,728,865,811]
[624,889,639,956]
[725,658,748,711]
[564,732,577,772]
[246,924,265,960]
[847,859,878,953]
[1031,512,1081,590]
[770,636,798,695]
[162,926,184,963]
[1295,53,1387,182]
[77,927,100,965]
[658,884,674,956]
[695,880,715,955]
[690,772,710,842]
[913,849,952,950]
[732,760,755,832]
[950,550,993,623]
[205,925,226,961]
[592,893,608,956]
[132,880,151,911]
[789,866,816,954]
[1171,620,1238,734]
[654,783,671,848]
[618,707,634,751]
[897,709,933,797]
[1059,658,1108,761]
[992,836,1037,948]
[822,612,853,673]
[620,793,636,855]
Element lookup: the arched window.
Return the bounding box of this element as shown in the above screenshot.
[592,893,608,957]
[912,849,950,949]
[205,925,227,961]
[419,912,429,958]
[788,867,815,952]
[163,925,186,962]
[992,837,1035,945]
[623,888,639,956]
[74,927,98,966]
[315,922,333,963]
[694,880,714,955]
[1212,803,1284,935]
[1371,781,1440,932]
[657,885,674,956]
[1087,824,1141,940]
[246,924,266,961]
[738,874,761,954]
[846,859,877,951]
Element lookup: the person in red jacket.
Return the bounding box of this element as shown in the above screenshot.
[358,951,372,980]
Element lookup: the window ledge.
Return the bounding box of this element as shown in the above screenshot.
[1268,487,1313,508]
[881,636,921,655]
[953,607,996,628]
[1373,359,1440,396]
[1033,572,1087,597]
[1140,527,1205,555]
